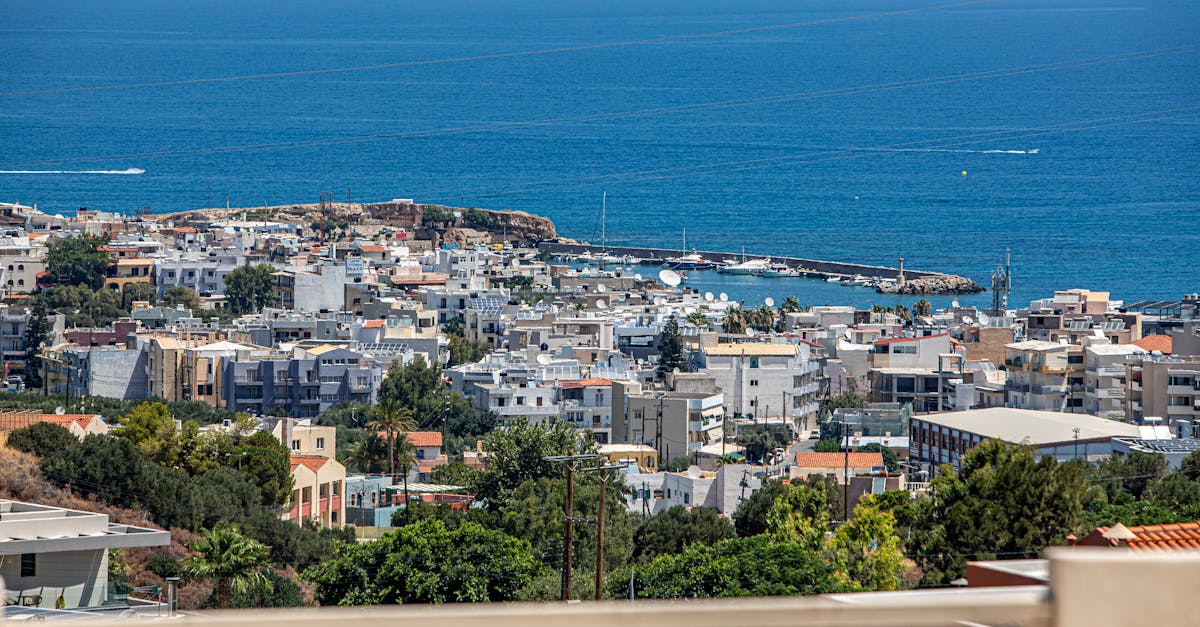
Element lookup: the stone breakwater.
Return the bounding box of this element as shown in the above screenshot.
[877,274,984,295]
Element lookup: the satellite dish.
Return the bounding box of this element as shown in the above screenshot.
[658,269,682,288]
[951,299,960,308]
[719,292,728,302]
[963,316,974,325]
[536,354,552,365]
[764,297,775,307]
[978,312,991,326]
[55,406,65,415]
[597,284,608,293]
[595,299,607,308]
[686,465,703,479]
[634,273,642,280]
[746,328,757,337]
[704,291,714,302]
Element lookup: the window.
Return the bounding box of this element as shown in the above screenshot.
[21,553,35,577]
[316,437,326,450]
[683,492,690,504]
[1068,355,1084,364]
[331,511,338,523]
[333,481,339,495]
[319,484,328,498]
[515,396,525,405]
[750,379,759,386]
[893,345,917,354]
[291,439,301,451]
[749,358,759,369]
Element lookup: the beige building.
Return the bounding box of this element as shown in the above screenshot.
[1126,354,1200,425]
[286,455,346,528]
[611,380,725,468]
[1004,340,1085,413]
[272,418,336,458]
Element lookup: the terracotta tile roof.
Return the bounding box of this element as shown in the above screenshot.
[174,227,198,233]
[0,412,103,432]
[1131,335,1173,355]
[794,452,884,468]
[559,377,613,389]
[358,245,387,253]
[362,319,386,328]
[1082,522,1200,550]
[401,431,443,447]
[290,454,332,473]
[874,333,949,346]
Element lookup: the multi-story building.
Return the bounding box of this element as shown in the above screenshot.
[155,252,245,298]
[1003,340,1085,413]
[697,340,822,427]
[1126,354,1200,424]
[286,455,346,528]
[909,407,1143,474]
[611,380,725,467]
[472,380,560,425]
[223,345,382,417]
[558,377,614,443]
[1084,344,1144,419]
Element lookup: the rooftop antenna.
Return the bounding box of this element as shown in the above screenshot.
[600,192,606,251]
[990,248,1012,314]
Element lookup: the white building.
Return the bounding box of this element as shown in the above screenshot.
[1084,343,1144,419]
[697,341,821,426]
[0,500,169,609]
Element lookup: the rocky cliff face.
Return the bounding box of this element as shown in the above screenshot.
[877,274,984,295]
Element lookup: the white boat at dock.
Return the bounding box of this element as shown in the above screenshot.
[757,262,801,278]
[662,252,717,271]
[718,257,771,275]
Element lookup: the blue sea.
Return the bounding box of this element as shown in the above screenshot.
[1,0,1197,309]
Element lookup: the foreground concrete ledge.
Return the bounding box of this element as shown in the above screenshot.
[1049,547,1200,627]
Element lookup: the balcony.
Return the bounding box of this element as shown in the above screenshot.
[1005,382,1031,393]
[1092,366,1125,377]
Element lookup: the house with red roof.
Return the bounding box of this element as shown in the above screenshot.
[1076,522,1200,550]
[791,451,885,483]
[0,412,108,445]
[286,454,346,529]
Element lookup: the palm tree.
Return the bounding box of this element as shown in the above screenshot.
[684,311,709,329]
[185,526,272,609]
[780,296,804,314]
[722,306,746,334]
[346,434,389,474]
[367,399,417,478]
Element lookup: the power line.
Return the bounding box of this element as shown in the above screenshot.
[3,43,1192,168]
[0,0,1000,98]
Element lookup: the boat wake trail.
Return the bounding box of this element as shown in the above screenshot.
[0,168,145,175]
[849,147,1038,154]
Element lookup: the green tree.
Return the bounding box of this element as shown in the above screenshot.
[779,296,805,314]
[223,264,276,315]
[656,316,687,376]
[912,299,932,317]
[430,461,483,487]
[117,401,175,447]
[22,304,50,389]
[473,417,595,504]
[7,421,76,457]
[344,433,390,474]
[910,440,1088,585]
[185,525,273,609]
[827,497,906,591]
[815,439,841,453]
[421,206,457,227]
[1097,450,1169,500]
[496,475,634,574]
[162,285,202,311]
[737,424,789,463]
[825,392,868,413]
[39,284,125,327]
[447,334,491,367]
[366,399,416,478]
[856,443,898,472]
[121,281,157,308]
[633,506,736,560]
[303,519,542,605]
[732,478,789,537]
[721,306,746,334]
[234,431,294,508]
[617,534,848,599]
[684,311,709,328]
[46,234,109,289]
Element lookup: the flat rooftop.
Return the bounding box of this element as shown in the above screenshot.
[914,408,1142,444]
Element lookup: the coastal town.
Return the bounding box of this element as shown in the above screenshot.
[0,197,1197,620]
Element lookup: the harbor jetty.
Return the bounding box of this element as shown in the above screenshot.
[538,241,984,295]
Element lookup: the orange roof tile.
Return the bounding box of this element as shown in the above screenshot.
[400,431,443,447]
[174,227,198,233]
[290,454,331,473]
[0,412,103,432]
[359,245,387,253]
[794,452,884,468]
[362,320,386,328]
[1082,522,1200,550]
[1131,335,1172,355]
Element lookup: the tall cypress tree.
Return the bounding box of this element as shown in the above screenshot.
[657,316,686,376]
[22,304,49,389]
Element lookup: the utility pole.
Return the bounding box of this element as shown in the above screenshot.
[545,453,599,601]
[588,463,622,601]
[843,415,851,523]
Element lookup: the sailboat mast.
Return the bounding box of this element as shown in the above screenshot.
[600,191,606,249]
